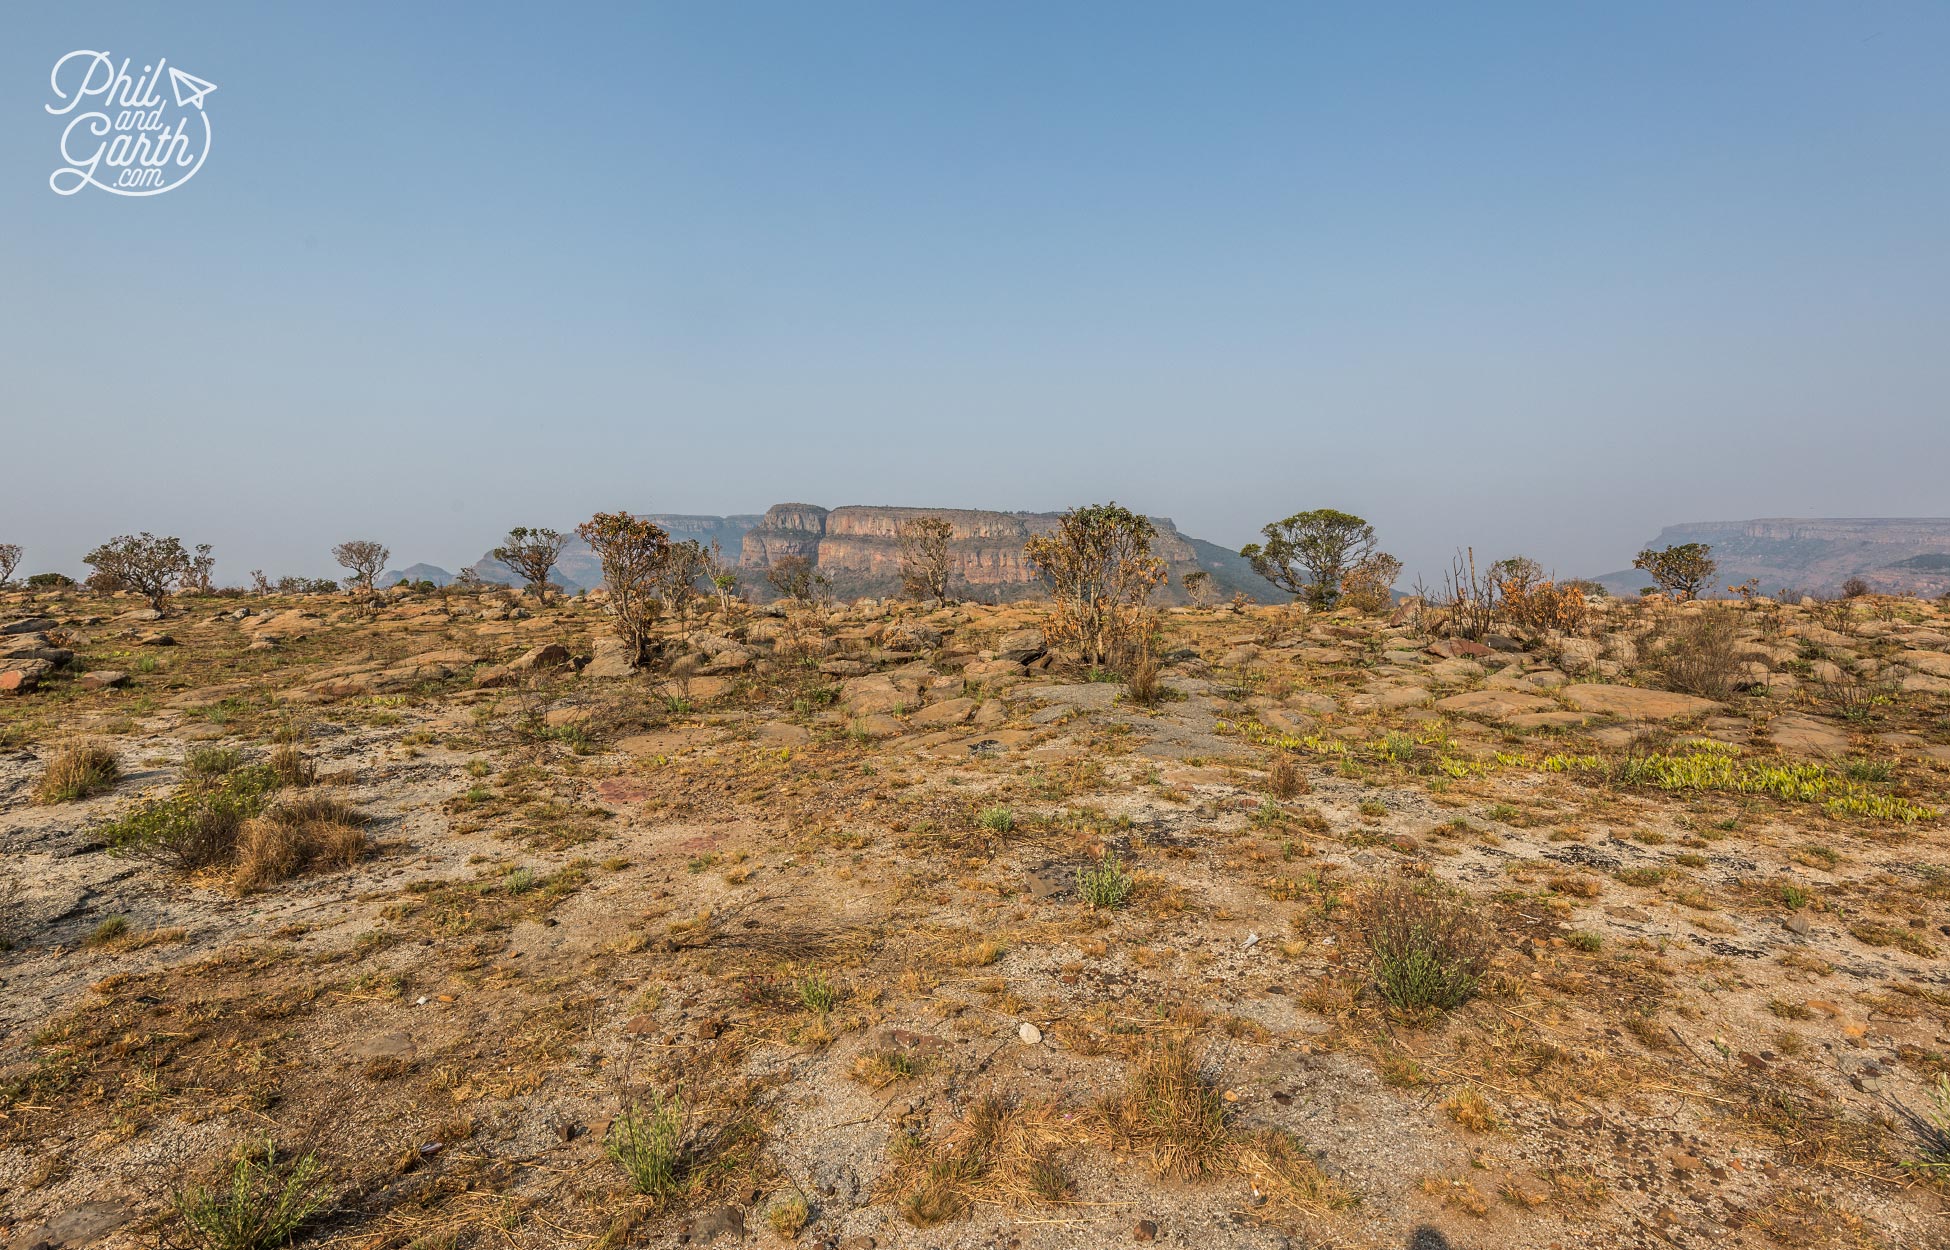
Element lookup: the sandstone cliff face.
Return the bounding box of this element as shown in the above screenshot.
[739,503,1273,603]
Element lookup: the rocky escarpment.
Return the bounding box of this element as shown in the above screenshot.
[739,503,1276,604]
[1593,518,1950,598]
[458,505,1274,603]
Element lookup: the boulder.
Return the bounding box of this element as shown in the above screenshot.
[508,643,572,672]
[1,635,74,666]
[1897,648,1950,679]
[1557,638,1602,675]
[1425,639,1493,659]
[1766,715,1851,757]
[995,629,1047,664]
[582,637,637,679]
[1,659,53,692]
[78,670,130,690]
[1559,684,1718,721]
[1434,690,1557,721]
[840,674,917,716]
[882,622,944,652]
[910,697,976,727]
[1,616,57,635]
[698,647,751,674]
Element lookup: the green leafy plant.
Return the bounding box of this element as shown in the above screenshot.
[1076,850,1135,909]
[1363,881,1493,1016]
[607,1093,685,1199]
[797,970,839,1013]
[172,1140,326,1250]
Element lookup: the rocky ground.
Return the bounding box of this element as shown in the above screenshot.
[3,585,1949,1250]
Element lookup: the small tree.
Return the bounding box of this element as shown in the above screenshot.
[249,569,271,596]
[0,543,21,587]
[656,539,710,621]
[491,526,571,602]
[577,511,672,666]
[1633,543,1716,601]
[83,533,191,610]
[1181,569,1213,609]
[704,541,741,613]
[1024,502,1166,669]
[1487,555,1543,599]
[767,554,820,602]
[1339,552,1403,614]
[896,515,955,606]
[1241,509,1377,609]
[183,544,216,594]
[332,540,391,595]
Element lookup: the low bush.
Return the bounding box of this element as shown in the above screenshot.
[1076,851,1135,909]
[104,765,279,870]
[1652,611,1745,700]
[1099,1041,1230,1179]
[172,1140,326,1250]
[1362,880,1493,1016]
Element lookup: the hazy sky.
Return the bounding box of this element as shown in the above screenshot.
[4,3,1946,585]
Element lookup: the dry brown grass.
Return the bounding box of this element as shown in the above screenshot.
[878,1095,1074,1226]
[1097,1039,1231,1179]
[33,739,119,804]
[1268,754,1306,799]
[232,794,368,892]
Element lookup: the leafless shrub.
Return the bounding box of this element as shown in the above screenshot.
[897,515,956,607]
[1420,548,1497,640]
[1650,610,1745,699]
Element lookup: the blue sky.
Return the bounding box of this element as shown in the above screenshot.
[3,3,1946,583]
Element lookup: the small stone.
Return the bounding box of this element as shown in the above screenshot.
[1783,915,1812,937]
[1133,1219,1158,1241]
[1018,1022,1042,1045]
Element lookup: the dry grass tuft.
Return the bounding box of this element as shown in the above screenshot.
[879,1095,1073,1226]
[1230,1128,1355,1216]
[232,794,368,892]
[1098,1040,1231,1180]
[1268,754,1306,799]
[34,739,120,804]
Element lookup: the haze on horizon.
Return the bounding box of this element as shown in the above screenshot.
[3,3,1946,587]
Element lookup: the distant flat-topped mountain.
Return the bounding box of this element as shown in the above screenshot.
[469,505,1277,604]
[1593,518,1950,598]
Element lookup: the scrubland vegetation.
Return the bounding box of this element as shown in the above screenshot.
[3,513,1949,1250]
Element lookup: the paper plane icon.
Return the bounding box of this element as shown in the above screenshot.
[168,67,217,110]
